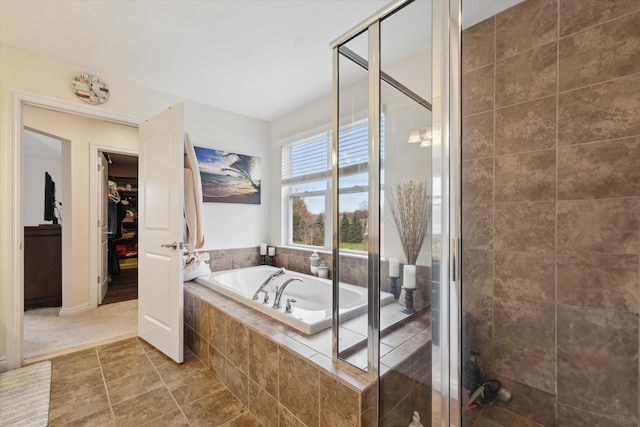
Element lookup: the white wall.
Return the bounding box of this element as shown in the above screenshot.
[0,44,270,367]
[23,134,62,227]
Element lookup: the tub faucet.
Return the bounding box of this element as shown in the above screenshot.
[273,277,303,309]
[252,268,286,301]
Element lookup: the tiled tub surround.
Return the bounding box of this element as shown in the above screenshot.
[184,280,431,426]
[462,0,640,426]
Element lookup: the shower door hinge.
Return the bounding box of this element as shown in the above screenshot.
[451,237,461,282]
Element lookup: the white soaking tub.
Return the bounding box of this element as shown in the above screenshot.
[195,265,394,334]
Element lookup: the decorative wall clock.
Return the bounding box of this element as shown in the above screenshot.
[71,73,110,104]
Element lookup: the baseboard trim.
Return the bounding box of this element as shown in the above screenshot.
[58,303,92,317]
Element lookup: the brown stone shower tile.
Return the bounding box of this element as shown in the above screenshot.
[184,291,194,328]
[494,202,555,254]
[496,42,557,107]
[462,17,495,71]
[558,74,640,146]
[496,379,557,427]
[479,406,547,427]
[462,293,493,360]
[182,389,246,426]
[193,296,209,339]
[248,329,279,398]
[557,305,639,423]
[557,198,640,254]
[560,0,640,37]
[493,297,555,357]
[496,0,557,60]
[319,372,359,426]
[462,111,494,160]
[462,158,494,205]
[463,65,494,116]
[558,136,640,199]
[557,403,637,427]
[558,253,639,312]
[279,348,320,427]
[462,203,493,250]
[209,344,227,382]
[492,344,555,394]
[494,251,555,304]
[495,149,556,202]
[560,11,640,91]
[462,248,493,296]
[495,96,556,155]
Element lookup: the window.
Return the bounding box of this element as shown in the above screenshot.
[281,118,383,251]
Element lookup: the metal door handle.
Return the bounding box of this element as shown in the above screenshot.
[161,241,185,250]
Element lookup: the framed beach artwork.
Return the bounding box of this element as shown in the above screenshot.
[194,146,261,204]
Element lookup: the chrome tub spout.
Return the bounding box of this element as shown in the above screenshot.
[252,268,286,301]
[273,277,303,309]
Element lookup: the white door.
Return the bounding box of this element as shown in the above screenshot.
[138,104,184,363]
[98,153,109,304]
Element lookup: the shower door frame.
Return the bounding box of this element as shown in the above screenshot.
[330,0,462,425]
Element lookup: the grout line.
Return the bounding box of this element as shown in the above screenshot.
[557,70,640,96]
[555,1,560,423]
[95,346,118,425]
[558,7,640,41]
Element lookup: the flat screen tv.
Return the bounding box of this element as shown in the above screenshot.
[44,171,58,224]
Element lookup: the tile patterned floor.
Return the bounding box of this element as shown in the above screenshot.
[47,337,261,426]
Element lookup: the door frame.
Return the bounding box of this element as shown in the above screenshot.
[90,145,139,308]
[5,88,144,370]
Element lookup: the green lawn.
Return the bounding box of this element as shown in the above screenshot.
[339,242,367,251]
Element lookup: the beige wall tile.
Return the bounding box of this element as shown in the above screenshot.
[560,11,640,91]
[557,305,639,423]
[496,0,557,60]
[249,380,278,427]
[226,316,249,374]
[496,42,557,107]
[248,329,279,399]
[558,74,640,145]
[495,149,556,202]
[495,96,556,155]
[560,0,640,37]
[558,253,639,313]
[462,158,494,205]
[463,65,495,115]
[462,17,495,71]
[494,202,555,253]
[462,111,494,160]
[494,251,555,304]
[319,373,359,427]
[279,348,320,427]
[558,137,640,199]
[557,198,640,254]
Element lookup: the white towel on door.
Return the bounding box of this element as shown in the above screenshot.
[184,133,205,250]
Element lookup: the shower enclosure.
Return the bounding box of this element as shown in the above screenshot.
[331,0,461,425]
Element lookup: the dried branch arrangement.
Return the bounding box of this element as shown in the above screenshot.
[388,181,431,265]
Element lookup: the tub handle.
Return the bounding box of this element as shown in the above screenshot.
[262,291,270,304]
[285,298,297,313]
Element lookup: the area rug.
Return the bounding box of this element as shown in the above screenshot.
[0,361,51,426]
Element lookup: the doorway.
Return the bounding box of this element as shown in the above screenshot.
[101,151,139,305]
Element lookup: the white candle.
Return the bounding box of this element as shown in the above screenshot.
[268,247,275,256]
[389,258,400,277]
[260,243,267,255]
[403,264,416,289]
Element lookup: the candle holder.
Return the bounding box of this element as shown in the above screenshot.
[390,277,401,299]
[269,255,276,266]
[402,287,416,314]
[260,255,267,265]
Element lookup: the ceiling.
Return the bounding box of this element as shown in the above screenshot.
[1,0,523,122]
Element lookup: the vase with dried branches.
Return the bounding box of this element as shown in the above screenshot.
[388,180,431,266]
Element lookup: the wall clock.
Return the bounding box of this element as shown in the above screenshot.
[71,73,110,104]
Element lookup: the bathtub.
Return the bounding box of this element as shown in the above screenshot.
[195,265,395,334]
